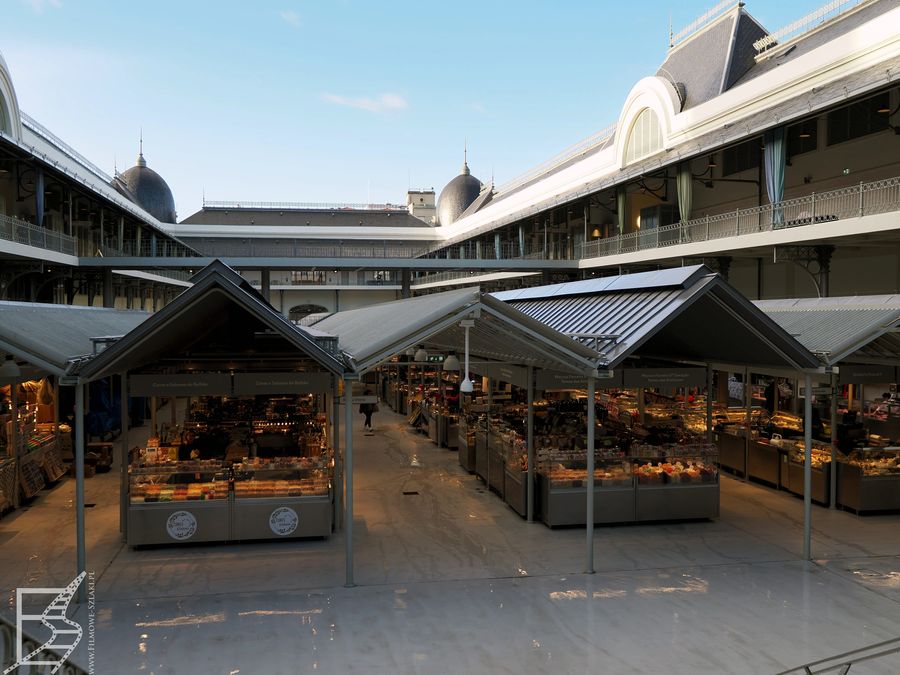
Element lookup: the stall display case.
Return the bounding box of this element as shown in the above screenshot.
[457,413,476,473]
[783,442,833,505]
[538,451,634,527]
[128,461,230,546]
[715,408,768,476]
[232,457,332,540]
[127,394,335,546]
[503,438,529,517]
[632,453,719,521]
[748,439,781,487]
[837,448,900,512]
[487,432,506,497]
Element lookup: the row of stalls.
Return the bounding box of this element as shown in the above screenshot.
[1,261,897,591]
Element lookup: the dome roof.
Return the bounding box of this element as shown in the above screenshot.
[114,152,177,223]
[437,159,482,226]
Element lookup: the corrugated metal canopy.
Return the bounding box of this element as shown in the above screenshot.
[311,287,602,376]
[0,301,150,378]
[755,295,900,365]
[80,261,345,379]
[496,267,818,370]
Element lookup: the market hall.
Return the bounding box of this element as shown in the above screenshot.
[1,261,898,598]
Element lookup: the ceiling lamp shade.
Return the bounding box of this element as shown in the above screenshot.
[0,356,21,379]
[460,378,474,393]
[405,347,416,357]
[443,352,460,371]
[414,346,428,363]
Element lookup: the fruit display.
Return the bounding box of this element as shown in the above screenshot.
[633,459,717,484]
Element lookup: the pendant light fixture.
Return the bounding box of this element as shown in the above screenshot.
[414,345,428,363]
[0,355,21,379]
[443,351,460,371]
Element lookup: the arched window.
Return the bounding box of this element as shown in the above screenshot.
[0,92,10,135]
[288,304,328,322]
[624,108,663,165]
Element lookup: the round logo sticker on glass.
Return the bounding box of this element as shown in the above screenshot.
[166,510,198,540]
[269,506,299,536]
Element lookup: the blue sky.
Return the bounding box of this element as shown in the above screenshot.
[2,0,833,219]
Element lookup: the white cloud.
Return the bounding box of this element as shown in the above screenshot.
[279,10,301,27]
[21,0,61,12]
[468,102,486,114]
[321,92,409,114]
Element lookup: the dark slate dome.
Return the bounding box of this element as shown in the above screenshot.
[437,158,482,226]
[115,152,177,223]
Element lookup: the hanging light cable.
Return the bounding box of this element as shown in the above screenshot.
[459,320,474,393]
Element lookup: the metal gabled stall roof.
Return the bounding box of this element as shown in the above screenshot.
[310,286,602,377]
[493,265,819,371]
[0,301,150,381]
[755,295,900,366]
[79,260,345,380]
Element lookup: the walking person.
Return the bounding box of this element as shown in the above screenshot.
[360,389,378,435]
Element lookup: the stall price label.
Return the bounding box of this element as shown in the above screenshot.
[166,510,198,540]
[269,507,299,536]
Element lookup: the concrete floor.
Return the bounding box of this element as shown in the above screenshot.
[1,405,899,674]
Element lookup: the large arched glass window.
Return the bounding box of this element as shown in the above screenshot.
[624,108,663,165]
[0,93,10,135]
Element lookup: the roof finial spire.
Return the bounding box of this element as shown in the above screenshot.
[669,14,674,48]
[137,128,146,167]
[461,138,470,176]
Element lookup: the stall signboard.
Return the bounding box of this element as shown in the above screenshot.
[623,368,707,389]
[130,374,232,396]
[233,372,332,395]
[536,369,623,390]
[468,363,529,389]
[838,365,898,385]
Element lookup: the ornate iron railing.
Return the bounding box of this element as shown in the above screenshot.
[0,213,77,256]
[579,176,900,260]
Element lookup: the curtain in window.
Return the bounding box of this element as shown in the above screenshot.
[676,162,692,223]
[616,186,626,236]
[764,128,786,226]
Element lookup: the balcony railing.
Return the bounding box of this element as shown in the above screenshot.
[578,176,900,260]
[427,239,570,261]
[0,213,77,256]
[192,240,431,258]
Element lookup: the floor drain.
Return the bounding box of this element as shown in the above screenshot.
[402,491,420,496]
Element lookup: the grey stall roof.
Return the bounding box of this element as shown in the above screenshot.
[79,260,345,380]
[755,295,900,366]
[311,286,602,376]
[0,301,150,379]
[494,265,819,371]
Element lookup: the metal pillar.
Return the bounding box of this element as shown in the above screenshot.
[830,372,838,509]
[745,368,752,481]
[75,383,87,603]
[585,376,596,574]
[170,396,177,426]
[803,373,813,561]
[102,269,114,308]
[11,382,19,508]
[706,366,713,443]
[344,376,356,587]
[332,387,342,531]
[526,366,535,523]
[150,396,157,435]
[260,269,271,302]
[120,373,129,536]
[401,269,411,299]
